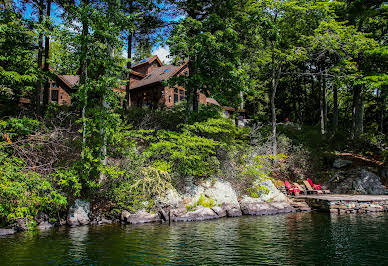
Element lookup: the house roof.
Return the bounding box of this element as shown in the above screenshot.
[131,55,163,68]
[131,63,187,90]
[61,75,79,88]
[206,98,220,106]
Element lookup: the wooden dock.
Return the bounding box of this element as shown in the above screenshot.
[295,194,388,214]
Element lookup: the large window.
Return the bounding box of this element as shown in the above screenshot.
[51,90,59,103]
[173,88,185,105]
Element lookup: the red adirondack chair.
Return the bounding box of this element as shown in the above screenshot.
[307,178,321,190]
[284,181,300,196]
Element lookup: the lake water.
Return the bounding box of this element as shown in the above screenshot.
[1,212,387,265]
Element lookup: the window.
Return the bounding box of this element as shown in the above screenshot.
[174,88,178,94]
[180,89,184,95]
[180,95,184,101]
[174,94,178,104]
[51,90,59,102]
[52,83,58,88]
[169,96,171,103]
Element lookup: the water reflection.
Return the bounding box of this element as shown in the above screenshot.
[0,212,387,265]
[68,226,89,263]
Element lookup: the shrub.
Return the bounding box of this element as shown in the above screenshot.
[108,167,173,213]
[183,118,249,145]
[0,154,67,227]
[194,194,215,208]
[143,130,220,177]
[0,117,42,141]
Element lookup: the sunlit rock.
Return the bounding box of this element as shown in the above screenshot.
[67,199,90,226]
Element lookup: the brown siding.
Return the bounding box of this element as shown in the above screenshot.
[132,64,149,76]
[48,81,71,105]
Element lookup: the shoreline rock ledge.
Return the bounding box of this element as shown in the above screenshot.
[120,178,299,225]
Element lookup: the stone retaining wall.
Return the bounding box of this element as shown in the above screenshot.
[304,198,388,214]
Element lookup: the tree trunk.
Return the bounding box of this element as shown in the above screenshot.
[323,71,327,133]
[379,88,385,133]
[80,0,89,159]
[270,42,279,157]
[319,71,326,135]
[43,0,51,107]
[124,32,133,111]
[352,86,363,139]
[34,0,44,113]
[185,60,195,120]
[333,85,338,131]
[124,1,133,112]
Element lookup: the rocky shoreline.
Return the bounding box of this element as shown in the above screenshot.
[3,172,387,236]
[1,179,308,236]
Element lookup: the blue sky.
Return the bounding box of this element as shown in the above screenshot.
[15,1,183,64]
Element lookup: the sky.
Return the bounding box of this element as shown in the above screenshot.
[15,1,181,65]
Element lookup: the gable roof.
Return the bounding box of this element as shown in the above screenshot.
[131,55,163,68]
[61,75,79,88]
[131,63,187,90]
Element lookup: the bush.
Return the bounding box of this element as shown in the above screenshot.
[143,130,220,177]
[0,154,67,227]
[108,166,173,213]
[183,118,249,145]
[0,117,42,141]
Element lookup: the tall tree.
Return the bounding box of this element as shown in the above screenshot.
[121,0,163,111]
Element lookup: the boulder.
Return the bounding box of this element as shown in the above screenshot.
[254,179,288,202]
[14,217,30,231]
[156,189,183,208]
[239,196,294,215]
[239,197,274,215]
[121,210,160,224]
[36,212,49,224]
[333,159,352,169]
[223,203,242,217]
[38,221,53,230]
[354,169,386,195]
[0,228,16,236]
[183,179,239,207]
[67,199,90,226]
[211,206,226,217]
[99,217,113,225]
[330,169,386,195]
[171,207,218,222]
[269,201,295,213]
[202,179,239,206]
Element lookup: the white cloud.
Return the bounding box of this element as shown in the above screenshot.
[153,46,171,64]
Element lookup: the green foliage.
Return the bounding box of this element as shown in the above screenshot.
[50,169,82,198]
[0,9,37,104]
[108,166,172,213]
[191,194,215,209]
[0,117,42,140]
[183,118,249,145]
[246,185,270,198]
[0,154,67,225]
[144,129,220,177]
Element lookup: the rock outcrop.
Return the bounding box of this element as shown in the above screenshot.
[329,169,386,195]
[171,207,219,222]
[38,221,53,230]
[0,228,16,236]
[239,196,294,215]
[67,199,90,226]
[121,210,160,224]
